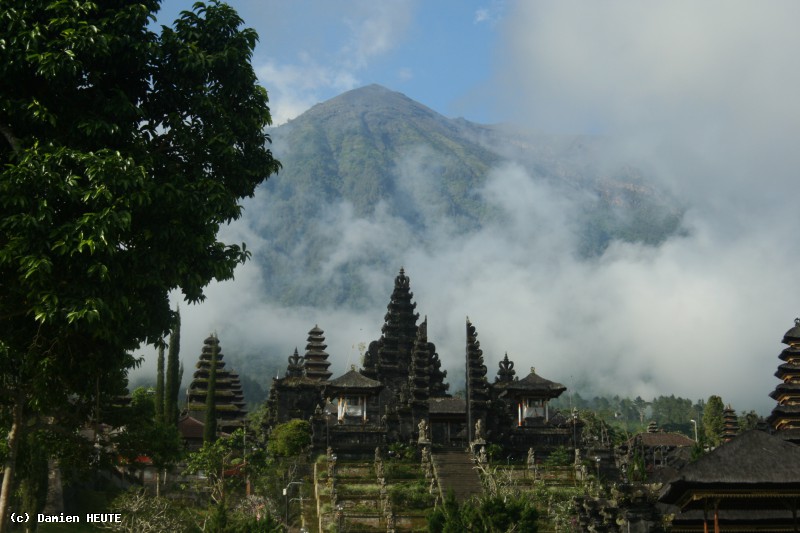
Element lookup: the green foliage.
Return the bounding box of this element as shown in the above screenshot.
[155,341,166,424]
[207,500,229,532]
[389,481,431,510]
[550,393,706,441]
[485,443,503,462]
[225,511,283,533]
[465,495,539,533]
[739,410,761,432]
[690,442,706,461]
[185,429,249,504]
[113,387,183,472]
[629,450,647,482]
[428,491,539,533]
[267,419,311,457]
[384,462,419,479]
[543,446,572,467]
[104,489,191,533]
[387,442,416,461]
[703,395,725,447]
[227,496,284,533]
[529,485,583,532]
[427,490,463,533]
[580,410,615,447]
[651,395,697,426]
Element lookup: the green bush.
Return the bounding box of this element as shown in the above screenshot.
[385,462,421,480]
[390,481,432,510]
[543,446,572,467]
[267,419,311,457]
[226,511,283,532]
[428,492,539,533]
[387,442,416,461]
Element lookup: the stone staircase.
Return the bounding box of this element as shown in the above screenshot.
[431,450,484,502]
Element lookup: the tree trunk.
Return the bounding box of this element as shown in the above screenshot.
[0,397,25,533]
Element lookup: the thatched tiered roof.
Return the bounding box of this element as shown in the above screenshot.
[660,430,800,509]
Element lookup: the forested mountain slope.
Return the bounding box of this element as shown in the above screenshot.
[247,84,683,307]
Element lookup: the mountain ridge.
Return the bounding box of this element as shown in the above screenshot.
[250,84,684,307]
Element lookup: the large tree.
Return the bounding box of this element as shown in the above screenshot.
[0,1,280,528]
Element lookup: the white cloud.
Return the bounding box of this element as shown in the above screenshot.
[396,67,414,82]
[474,1,505,26]
[341,1,414,70]
[257,60,359,125]
[486,1,800,412]
[253,0,416,124]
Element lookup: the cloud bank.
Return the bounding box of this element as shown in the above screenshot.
[135,2,800,416]
[489,1,800,411]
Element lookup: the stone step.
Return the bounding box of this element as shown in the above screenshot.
[431,451,484,502]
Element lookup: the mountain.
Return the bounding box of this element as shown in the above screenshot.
[268,84,500,227]
[250,84,684,307]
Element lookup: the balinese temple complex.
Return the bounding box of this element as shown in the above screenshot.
[264,268,576,456]
[172,271,800,531]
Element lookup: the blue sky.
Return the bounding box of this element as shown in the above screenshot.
[157,0,505,124]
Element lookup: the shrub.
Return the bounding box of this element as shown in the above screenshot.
[390,481,432,510]
[267,419,311,457]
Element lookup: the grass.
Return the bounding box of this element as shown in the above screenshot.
[338,483,380,495]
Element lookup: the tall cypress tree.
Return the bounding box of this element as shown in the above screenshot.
[164,308,181,425]
[703,395,725,447]
[155,340,165,423]
[203,336,219,443]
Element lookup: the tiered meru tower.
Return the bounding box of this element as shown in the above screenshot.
[303,325,332,381]
[263,326,331,426]
[363,268,420,394]
[466,318,490,442]
[768,318,800,442]
[186,335,247,434]
[722,405,739,443]
[408,318,432,426]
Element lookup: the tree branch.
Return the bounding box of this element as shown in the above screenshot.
[0,123,20,155]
